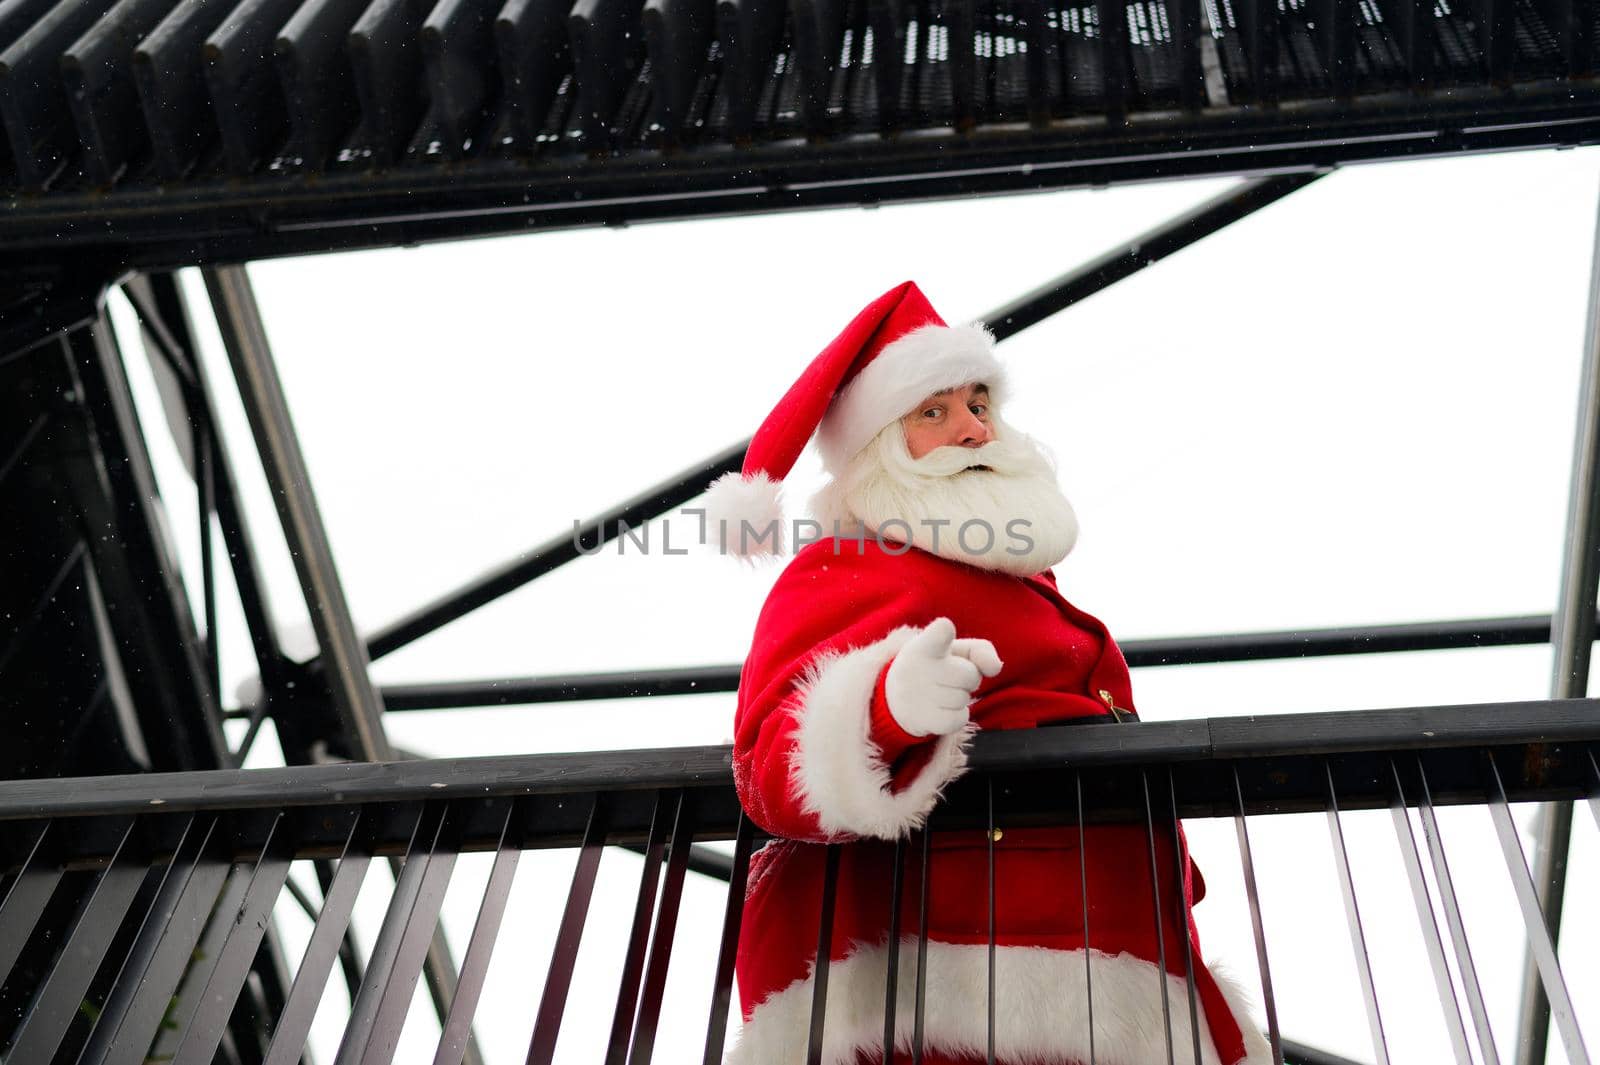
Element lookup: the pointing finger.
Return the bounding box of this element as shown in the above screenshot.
[950,638,1003,678]
[907,617,957,659]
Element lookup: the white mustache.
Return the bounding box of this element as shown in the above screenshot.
[906,438,1026,478]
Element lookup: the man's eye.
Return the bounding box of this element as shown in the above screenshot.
[923,408,941,419]
[971,404,988,417]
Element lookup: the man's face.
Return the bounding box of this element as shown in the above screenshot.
[808,387,1080,575]
[900,382,993,460]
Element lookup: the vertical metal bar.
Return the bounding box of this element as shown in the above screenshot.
[4,817,148,1064]
[1389,0,1431,86]
[1234,0,1275,100]
[1077,771,1096,1065]
[1140,771,1175,1065]
[172,812,296,1065]
[1324,761,1392,1065]
[1175,0,1203,105]
[1386,759,1474,1065]
[946,0,977,127]
[361,806,461,1065]
[527,796,608,1065]
[312,855,368,1000]
[630,793,697,1065]
[1167,771,1202,1065]
[701,814,755,1065]
[1517,173,1600,1065]
[434,803,522,1065]
[201,263,391,762]
[334,804,444,1065]
[881,834,906,1063]
[196,416,220,713]
[263,814,374,1065]
[1096,0,1130,120]
[1316,0,1354,93]
[604,792,672,1065]
[1485,752,1592,1065]
[143,857,257,1064]
[80,814,214,1065]
[100,827,234,1065]
[912,825,931,1065]
[1589,748,1600,832]
[1414,758,1499,1065]
[986,778,996,1065]
[0,821,60,984]
[805,844,842,1065]
[1231,769,1282,1065]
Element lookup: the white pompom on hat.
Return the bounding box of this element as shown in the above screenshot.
[701,280,1007,558]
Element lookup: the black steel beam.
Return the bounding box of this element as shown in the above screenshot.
[204,264,391,761]
[1515,141,1600,1065]
[981,173,1325,338]
[4,86,1600,269]
[365,611,1569,711]
[59,317,229,771]
[343,440,745,667]
[1127,613,1566,665]
[120,272,292,692]
[376,666,743,709]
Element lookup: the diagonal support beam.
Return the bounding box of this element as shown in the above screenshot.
[981,173,1326,340]
[122,272,292,697]
[304,172,1327,672]
[61,315,231,770]
[204,264,392,761]
[1514,171,1600,1065]
[203,264,483,1065]
[355,440,747,665]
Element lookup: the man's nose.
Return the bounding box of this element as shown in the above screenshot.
[954,409,992,447]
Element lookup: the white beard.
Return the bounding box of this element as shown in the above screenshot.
[807,414,1079,577]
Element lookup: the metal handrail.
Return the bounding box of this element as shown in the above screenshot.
[5,698,1596,832]
[1,698,1594,1065]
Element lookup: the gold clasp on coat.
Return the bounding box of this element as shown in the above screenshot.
[1098,689,1132,723]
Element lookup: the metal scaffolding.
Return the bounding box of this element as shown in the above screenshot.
[3,4,1599,1058]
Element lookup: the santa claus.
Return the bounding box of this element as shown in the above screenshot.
[700,281,1271,1065]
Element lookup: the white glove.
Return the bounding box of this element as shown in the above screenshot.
[884,617,1004,737]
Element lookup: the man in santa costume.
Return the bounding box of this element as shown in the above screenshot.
[700,280,1271,1065]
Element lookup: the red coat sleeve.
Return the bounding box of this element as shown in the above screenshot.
[732,546,978,842]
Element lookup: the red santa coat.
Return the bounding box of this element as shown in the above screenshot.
[729,537,1271,1065]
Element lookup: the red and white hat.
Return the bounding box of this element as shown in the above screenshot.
[701,280,1007,558]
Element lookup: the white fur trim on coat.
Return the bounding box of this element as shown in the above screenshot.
[816,322,1008,476]
[725,939,1274,1065]
[789,625,976,840]
[700,470,786,560]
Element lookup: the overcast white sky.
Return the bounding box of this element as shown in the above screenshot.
[107,143,1600,1064]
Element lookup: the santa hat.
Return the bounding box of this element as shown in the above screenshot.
[701,280,1007,559]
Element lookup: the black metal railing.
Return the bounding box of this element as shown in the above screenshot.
[2,698,1595,1065]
